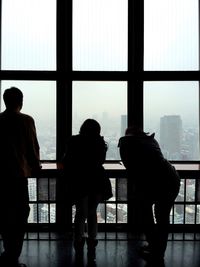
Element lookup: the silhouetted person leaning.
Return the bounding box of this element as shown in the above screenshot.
[62,118,112,265]
[0,87,41,267]
[118,126,180,266]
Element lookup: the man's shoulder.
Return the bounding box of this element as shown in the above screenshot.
[0,111,34,122]
[19,112,35,123]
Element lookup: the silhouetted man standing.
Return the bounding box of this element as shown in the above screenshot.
[0,87,41,267]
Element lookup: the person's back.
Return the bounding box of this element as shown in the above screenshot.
[64,133,107,182]
[0,110,40,178]
[119,133,164,169]
[118,126,180,264]
[119,127,180,196]
[62,118,110,264]
[63,119,108,200]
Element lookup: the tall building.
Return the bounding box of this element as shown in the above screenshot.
[160,115,182,159]
[121,114,127,137]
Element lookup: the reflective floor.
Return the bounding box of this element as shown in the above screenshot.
[1,236,200,267]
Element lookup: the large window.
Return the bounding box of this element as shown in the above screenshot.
[143,0,200,161]
[1,0,199,162]
[0,0,200,230]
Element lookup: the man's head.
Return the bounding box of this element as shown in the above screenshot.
[3,87,23,111]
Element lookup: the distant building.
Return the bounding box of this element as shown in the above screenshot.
[160,115,182,159]
[121,114,127,137]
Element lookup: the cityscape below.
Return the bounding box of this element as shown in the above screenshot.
[38,114,200,161]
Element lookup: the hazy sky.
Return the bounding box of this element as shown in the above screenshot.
[1,0,56,70]
[144,0,199,70]
[1,0,198,71]
[1,81,56,124]
[0,0,199,129]
[144,81,199,130]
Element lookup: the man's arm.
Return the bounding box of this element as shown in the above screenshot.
[26,116,41,175]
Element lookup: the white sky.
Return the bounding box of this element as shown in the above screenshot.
[1,0,198,71]
[0,0,199,128]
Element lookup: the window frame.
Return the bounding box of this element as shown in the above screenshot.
[0,0,199,163]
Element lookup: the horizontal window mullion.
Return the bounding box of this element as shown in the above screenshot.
[143,71,200,81]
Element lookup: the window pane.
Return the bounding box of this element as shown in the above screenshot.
[38,203,49,223]
[1,0,56,70]
[117,178,127,201]
[174,204,184,224]
[28,204,38,223]
[144,0,199,70]
[144,81,199,160]
[1,81,56,160]
[73,0,128,71]
[196,205,200,224]
[117,204,127,223]
[28,178,37,201]
[72,81,127,160]
[106,203,116,223]
[50,204,56,223]
[38,178,56,201]
[185,205,195,224]
[186,179,195,202]
[109,179,116,201]
[175,180,185,202]
[97,204,106,223]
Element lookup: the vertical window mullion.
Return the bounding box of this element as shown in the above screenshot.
[128,0,144,128]
[56,0,72,161]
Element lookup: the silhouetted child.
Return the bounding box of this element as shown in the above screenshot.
[62,118,112,264]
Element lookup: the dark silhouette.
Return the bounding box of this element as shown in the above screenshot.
[0,87,41,267]
[118,126,180,265]
[62,118,112,264]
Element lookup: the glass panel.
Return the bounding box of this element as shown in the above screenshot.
[0,81,56,160]
[174,204,184,224]
[185,205,195,224]
[72,205,76,223]
[196,205,200,224]
[106,203,116,223]
[28,178,37,201]
[117,178,127,201]
[170,208,173,224]
[38,203,49,223]
[117,204,127,223]
[144,81,199,160]
[72,81,127,160]
[49,178,56,201]
[28,204,38,223]
[1,0,56,70]
[29,202,55,223]
[73,0,128,71]
[38,178,48,201]
[109,178,116,201]
[144,0,199,70]
[97,203,106,223]
[175,179,185,202]
[50,204,56,223]
[186,179,195,202]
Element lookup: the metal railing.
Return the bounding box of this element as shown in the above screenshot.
[22,163,200,240]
